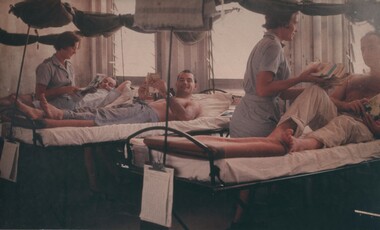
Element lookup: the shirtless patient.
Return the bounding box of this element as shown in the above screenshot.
[17,70,202,127]
[163,31,380,157]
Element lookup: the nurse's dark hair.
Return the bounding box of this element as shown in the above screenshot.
[262,10,298,30]
[54,31,81,50]
[177,69,197,83]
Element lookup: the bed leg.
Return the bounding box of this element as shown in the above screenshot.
[173,211,190,230]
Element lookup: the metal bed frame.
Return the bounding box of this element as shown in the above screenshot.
[122,126,380,193]
[120,126,380,229]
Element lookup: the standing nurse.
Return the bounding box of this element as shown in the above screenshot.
[228,10,325,228]
[230,10,323,138]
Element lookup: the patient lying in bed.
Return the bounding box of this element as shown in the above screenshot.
[15,70,202,127]
[145,85,380,158]
[0,76,133,110]
[149,32,380,158]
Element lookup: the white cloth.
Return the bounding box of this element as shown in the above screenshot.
[306,115,374,147]
[278,85,375,147]
[75,89,110,108]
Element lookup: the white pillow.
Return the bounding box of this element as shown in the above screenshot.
[192,92,233,117]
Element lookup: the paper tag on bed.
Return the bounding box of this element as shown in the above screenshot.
[0,140,19,182]
[140,164,174,227]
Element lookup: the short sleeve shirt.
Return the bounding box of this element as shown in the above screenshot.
[35,54,74,89]
[229,32,291,138]
[35,54,76,109]
[243,31,290,96]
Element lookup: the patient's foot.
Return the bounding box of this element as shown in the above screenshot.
[0,94,16,106]
[281,129,294,152]
[40,94,64,120]
[16,100,44,120]
[281,129,323,152]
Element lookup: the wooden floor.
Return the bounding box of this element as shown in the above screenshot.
[1,150,380,230]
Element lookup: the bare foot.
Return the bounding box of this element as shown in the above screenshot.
[40,94,64,120]
[16,99,44,120]
[281,128,323,152]
[0,94,16,106]
[280,129,294,152]
[281,128,307,152]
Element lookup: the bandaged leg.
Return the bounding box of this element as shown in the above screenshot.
[305,115,374,148]
[277,85,338,137]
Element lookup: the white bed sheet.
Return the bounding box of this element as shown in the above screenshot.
[132,139,380,184]
[11,116,230,147]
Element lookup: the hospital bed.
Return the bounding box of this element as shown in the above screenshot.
[120,126,380,228]
[0,90,233,227]
[122,126,380,189]
[1,90,233,146]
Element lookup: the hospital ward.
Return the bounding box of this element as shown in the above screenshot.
[1,0,380,229]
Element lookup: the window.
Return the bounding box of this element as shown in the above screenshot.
[113,0,155,77]
[211,3,265,79]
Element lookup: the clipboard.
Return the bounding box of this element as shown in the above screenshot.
[139,164,174,227]
[0,139,19,182]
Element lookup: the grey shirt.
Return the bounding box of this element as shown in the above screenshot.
[230,31,291,137]
[35,54,76,109]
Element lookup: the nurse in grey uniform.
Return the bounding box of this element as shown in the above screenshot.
[229,10,327,229]
[230,11,323,138]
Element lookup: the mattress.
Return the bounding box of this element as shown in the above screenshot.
[130,138,380,184]
[2,91,234,147]
[9,116,230,146]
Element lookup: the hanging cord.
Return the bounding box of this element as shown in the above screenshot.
[14,26,30,104]
[163,29,174,166]
[120,27,125,77]
[9,25,31,139]
[112,2,125,78]
[207,31,216,91]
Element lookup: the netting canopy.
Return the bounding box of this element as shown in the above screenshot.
[3,0,380,46]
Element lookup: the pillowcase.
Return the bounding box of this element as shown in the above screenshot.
[192,92,233,117]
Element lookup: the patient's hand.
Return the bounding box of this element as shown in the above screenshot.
[137,81,149,100]
[150,79,167,98]
[344,98,368,116]
[362,113,380,137]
